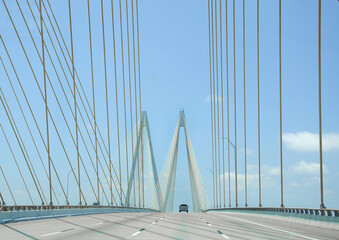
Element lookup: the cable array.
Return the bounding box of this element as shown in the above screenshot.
[207,0,326,209]
[0,0,144,207]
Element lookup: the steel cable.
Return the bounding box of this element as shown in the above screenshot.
[220,0,225,208]
[111,0,123,205]
[119,0,130,207]
[257,0,262,208]
[208,0,215,209]
[0,165,16,205]
[243,0,247,207]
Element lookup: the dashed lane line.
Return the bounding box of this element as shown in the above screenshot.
[131,228,145,237]
[130,215,165,237]
[42,228,74,237]
[216,230,231,239]
[60,228,74,233]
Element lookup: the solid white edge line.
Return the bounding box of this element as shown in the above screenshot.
[220,214,319,240]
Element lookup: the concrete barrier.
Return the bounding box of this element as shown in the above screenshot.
[0,206,158,224]
[205,208,339,231]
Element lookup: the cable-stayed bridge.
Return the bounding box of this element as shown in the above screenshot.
[0,0,338,239]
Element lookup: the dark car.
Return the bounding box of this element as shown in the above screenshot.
[179,204,188,213]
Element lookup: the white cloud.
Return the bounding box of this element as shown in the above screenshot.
[240,147,254,155]
[219,171,275,190]
[204,95,223,103]
[263,165,280,176]
[247,164,279,176]
[324,189,334,195]
[289,160,328,175]
[282,131,339,152]
[289,176,319,187]
[14,190,26,196]
[247,164,257,173]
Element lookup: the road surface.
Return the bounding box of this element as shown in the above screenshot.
[0,212,337,239]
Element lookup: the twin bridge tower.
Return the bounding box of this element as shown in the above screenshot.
[126,110,210,212]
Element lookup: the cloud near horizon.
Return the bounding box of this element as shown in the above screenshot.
[289,160,328,175]
[204,95,223,103]
[240,147,254,155]
[282,131,339,152]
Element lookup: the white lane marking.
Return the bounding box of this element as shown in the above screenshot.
[131,231,141,237]
[221,234,230,239]
[221,215,319,240]
[42,228,74,237]
[94,219,121,225]
[131,228,145,237]
[42,232,61,237]
[60,228,74,233]
[216,230,230,239]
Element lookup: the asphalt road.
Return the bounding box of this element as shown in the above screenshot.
[0,212,337,239]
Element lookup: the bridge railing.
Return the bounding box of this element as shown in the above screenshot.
[205,207,339,217]
[0,204,158,212]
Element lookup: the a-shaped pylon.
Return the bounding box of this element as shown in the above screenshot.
[125,111,163,209]
[160,110,210,212]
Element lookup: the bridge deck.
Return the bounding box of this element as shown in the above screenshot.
[0,212,338,239]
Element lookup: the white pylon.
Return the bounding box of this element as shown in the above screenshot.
[161,110,210,212]
[126,111,163,209]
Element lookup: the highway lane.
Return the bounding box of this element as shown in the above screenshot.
[0,212,338,239]
[203,212,338,240]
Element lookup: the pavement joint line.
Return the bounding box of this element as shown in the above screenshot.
[216,230,230,239]
[220,214,320,240]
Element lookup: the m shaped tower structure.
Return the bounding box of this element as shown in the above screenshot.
[126,110,209,212]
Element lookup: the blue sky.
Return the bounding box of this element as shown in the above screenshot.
[0,0,338,210]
